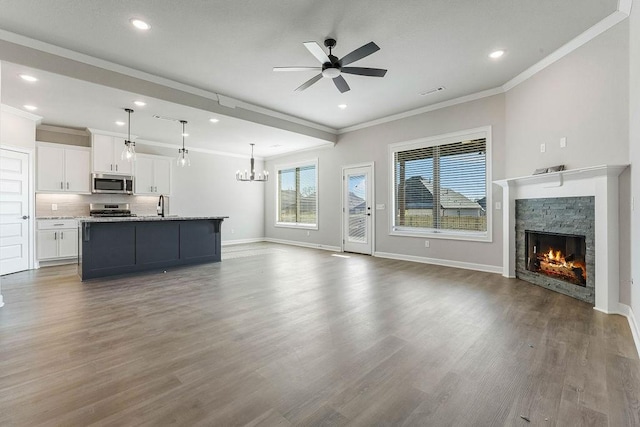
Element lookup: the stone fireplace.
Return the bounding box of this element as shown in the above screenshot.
[495,165,627,314]
[515,197,594,303]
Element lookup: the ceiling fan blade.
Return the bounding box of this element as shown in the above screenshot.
[295,74,323,91]
[274,66,322,72]
[340,42,380,66]
[303,41,331,64]
[333,75,350,93]
[341,67,387,77]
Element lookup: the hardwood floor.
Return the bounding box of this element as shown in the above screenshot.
[1,242,639,426]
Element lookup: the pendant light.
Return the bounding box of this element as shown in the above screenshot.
[236,143,268,182]
[177,120,190,167]
[121,108,136,161]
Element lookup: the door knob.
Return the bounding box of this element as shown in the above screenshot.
[22,215,29,220]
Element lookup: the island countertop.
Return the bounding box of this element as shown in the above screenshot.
[78,215,228,223]
[79,216,227,280]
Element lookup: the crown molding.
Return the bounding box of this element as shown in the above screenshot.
[1,104,43,122]
[502,3,632,91]
[37,124,89,136]
[337,87,504,134]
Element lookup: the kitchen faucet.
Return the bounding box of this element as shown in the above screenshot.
[157,194,165,217]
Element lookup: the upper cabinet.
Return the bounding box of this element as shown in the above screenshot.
[134,154,171,195]
[92,133,133,175]
[36,143,91,193]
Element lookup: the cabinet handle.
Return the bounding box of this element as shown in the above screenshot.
[66,182,69,189]
[60,182,63,189]
[116,164,118,171]
[54,232,57,240]
[61,232,64,239]
[53,223,64,226]
[110,164,113,171]
[154,186,157,192]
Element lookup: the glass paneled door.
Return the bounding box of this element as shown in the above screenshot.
[343,165,373,255]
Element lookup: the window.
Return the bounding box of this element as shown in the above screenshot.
[276,159,318,228]
[390,127,491,241]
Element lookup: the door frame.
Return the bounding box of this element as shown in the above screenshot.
[1,144,36,273]
[341,162,375,254]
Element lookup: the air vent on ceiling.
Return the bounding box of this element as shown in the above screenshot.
[152,114,181,122]
[420,86,446,96]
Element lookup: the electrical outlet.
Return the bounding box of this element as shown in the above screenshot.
[376,204,385,210]
[51,204,58,211]
[424,240,430,248]
[540,143,546,153]
[495,202,501,210]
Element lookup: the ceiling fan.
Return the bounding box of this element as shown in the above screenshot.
[274,38,387,93]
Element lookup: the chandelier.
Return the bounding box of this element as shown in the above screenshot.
[236,143,268,182]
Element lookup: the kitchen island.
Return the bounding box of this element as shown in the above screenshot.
[78,216,227,280]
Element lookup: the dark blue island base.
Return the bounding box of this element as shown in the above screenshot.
[79,217,226,281]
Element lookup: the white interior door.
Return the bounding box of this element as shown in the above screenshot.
[343,165,373,255]
[0,149,30,275]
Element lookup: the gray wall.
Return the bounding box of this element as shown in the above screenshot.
[504,21,631,304]
[137,144,265,243]
[504,22,629,177]
[630,3,640,319]
[265,94,506,269]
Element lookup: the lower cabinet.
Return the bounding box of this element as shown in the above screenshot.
[37,219,78,263]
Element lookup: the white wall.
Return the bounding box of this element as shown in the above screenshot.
[137,144,264,243]
[1,109,38,149]
[630,3,640,320]
[265,94,506,270]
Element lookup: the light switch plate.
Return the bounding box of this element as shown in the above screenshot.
[540,143,546,153]
[376,204,385,210]
[560,137,567,148]
[495,202,501,210]
[51,204,58,211]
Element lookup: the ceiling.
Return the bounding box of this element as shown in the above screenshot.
[0,0,620,157]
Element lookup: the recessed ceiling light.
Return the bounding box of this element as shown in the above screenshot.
[115,121,125,126]
[489,50,505,59]
[209,118,219,123]
[130,19,151,30]
[19,74,38,82]
[23,105,37,111]
[134,100,146,107]
[338,104,347,110]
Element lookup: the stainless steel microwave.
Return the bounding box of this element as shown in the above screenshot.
[91,173,134,195]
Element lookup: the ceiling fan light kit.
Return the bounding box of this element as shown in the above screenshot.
[275,38,387,93]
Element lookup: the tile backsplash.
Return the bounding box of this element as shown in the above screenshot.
[36,194,168,217]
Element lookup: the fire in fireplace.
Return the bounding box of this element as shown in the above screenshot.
[525,230,587,286]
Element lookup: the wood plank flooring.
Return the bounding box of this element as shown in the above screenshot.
[1,242,639,426]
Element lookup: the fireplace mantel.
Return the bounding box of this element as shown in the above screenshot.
[494,164,628,313]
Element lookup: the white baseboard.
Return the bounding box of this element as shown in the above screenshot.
[263,238,340,252]
[374,251,503,274]
[616,303,640,358]
[222,238,265,247]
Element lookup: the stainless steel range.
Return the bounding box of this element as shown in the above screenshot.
[89,203,136,217]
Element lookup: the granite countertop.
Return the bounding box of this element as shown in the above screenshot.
[77,216,228,223]
[36,216,84,220]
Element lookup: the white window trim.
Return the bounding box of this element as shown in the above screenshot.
[274,158,319,230]
[388,126,492,242]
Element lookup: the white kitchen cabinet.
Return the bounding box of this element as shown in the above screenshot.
[134,154,171,195]
[36,143,91,193]
[92,133,133,175]
[37,219,78,262]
